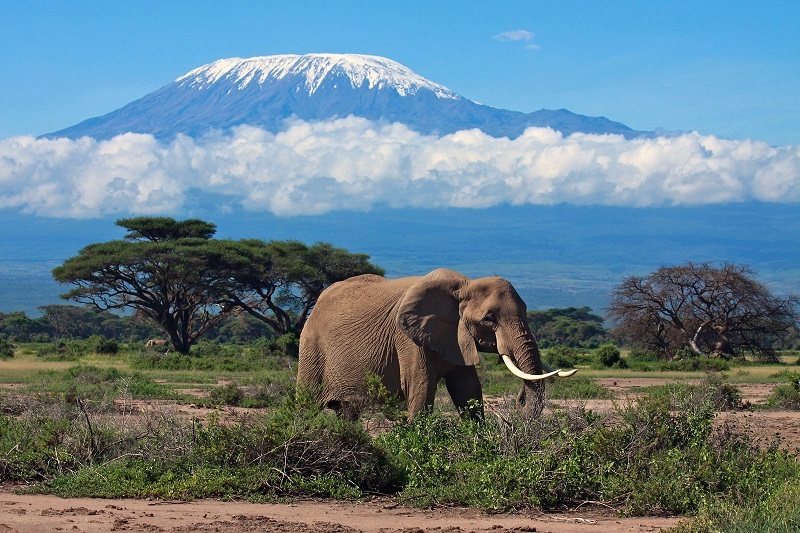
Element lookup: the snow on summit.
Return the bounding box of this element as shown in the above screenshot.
[177,53,461,99]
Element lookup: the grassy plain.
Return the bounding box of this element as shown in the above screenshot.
[1,342,799,532]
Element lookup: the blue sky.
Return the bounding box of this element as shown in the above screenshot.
[2,0,798,145]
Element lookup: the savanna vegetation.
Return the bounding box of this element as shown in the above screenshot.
[51,217,383,353]
[1,222,799,531]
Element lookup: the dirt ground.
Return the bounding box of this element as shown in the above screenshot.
[2,377,798,532]
[0,489,684,532]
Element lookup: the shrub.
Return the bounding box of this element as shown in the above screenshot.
[274,333,300,358]
[596,343,621,367]
[766,371,800,410]
[86,335,119,355]
[34,340,86,361]
[0,335,14,359]
[29,364,175,408]
[129,339,295,372]
[208,382,244,406]
[20,392,403,499]
[628,348,658,363]
[239,376,296,408]
[544,346,577,368]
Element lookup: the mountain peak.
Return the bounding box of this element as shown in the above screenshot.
[44,53,648,141]
[175,53,461,100]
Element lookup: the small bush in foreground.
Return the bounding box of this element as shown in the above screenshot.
[4,390,402,500]
[2,376,797,519]
[377,377,792,514]
[767,371,800,410]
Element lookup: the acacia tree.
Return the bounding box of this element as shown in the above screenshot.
[52,218,238,353]
[607,262,799,360]
[52,217,384,351]
[220,240,384,336]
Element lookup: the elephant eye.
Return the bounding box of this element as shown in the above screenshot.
[481,312,497,325]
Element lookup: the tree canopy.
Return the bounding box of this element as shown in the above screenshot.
[52,217,384,353]
[526,307,609,348]
[607,262,799,360]
[220,239,384,336]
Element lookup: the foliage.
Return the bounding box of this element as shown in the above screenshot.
[220,239,384,336]
[52,218,240,353]
[129,338,297,372]
[2,368,798,518]
[0,335,15,359]
[671,480,800,532]
[596,343,622,367]
[527,307,609,348]
[208,382,244,406]
[52,217,383,351]
[3,392,402,499]
[377,378,797,514]
[608,262,799,360]
[0,311,49,342]
[544,345,577,368]
[766,371,800,410]
[29,364,176,406]
[628,348,659,363]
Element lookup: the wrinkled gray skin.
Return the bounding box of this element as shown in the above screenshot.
[297,268,546,420]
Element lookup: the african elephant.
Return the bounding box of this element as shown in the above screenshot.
[297,268,576,420]
[145,339,168,347]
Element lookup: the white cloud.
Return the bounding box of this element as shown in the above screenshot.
[0,117,798,218]
[493,30,535,42]
[493,30,539,49]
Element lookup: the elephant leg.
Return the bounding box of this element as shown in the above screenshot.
[444,366,484,421]
[404,375,439,419]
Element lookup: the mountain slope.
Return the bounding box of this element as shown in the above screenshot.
[46,54,646,140]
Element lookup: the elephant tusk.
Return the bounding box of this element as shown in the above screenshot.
[501,355,560,381]
[541,360,579,378]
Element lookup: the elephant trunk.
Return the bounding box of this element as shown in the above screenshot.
[497,320,548,416]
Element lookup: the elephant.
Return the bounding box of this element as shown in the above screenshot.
[297,268,576,420]
[145,339,168,347]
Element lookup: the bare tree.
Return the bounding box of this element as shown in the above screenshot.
[607,262,799,360]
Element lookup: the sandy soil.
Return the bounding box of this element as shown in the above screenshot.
[0,489,684,532]
[2,377,798,532]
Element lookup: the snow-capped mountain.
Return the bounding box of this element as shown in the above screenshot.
[46,53,646,140]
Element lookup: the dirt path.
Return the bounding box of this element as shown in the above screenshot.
[0,489,684,532]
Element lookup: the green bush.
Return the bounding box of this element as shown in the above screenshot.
[33,340,86,361]
[86,335,119,355]
[29,364,175,407]
[628,348,658,363]
[17,392,402,499]
[596,343,621,367]
[0,335,14,359]
[208,382,244,406]
[544,346,577,368]
[130,338,298,372]
[766,371,800,410]
[3,367,798,519]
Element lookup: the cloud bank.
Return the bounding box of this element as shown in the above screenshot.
[1,117,798,218]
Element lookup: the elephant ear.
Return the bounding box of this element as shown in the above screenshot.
[396,270,480,366]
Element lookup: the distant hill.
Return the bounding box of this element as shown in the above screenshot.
[2,203,797,318]
[45,53,648,141]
